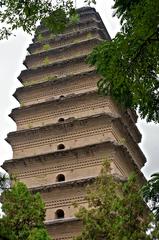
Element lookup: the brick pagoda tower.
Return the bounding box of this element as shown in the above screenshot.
[3,7,146,240]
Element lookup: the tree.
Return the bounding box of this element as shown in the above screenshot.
[88,0,159,122]
[0,172,10,191]
[0,0,95,40]
[75,161,159,240]
[0,181,51,240]
[142,173,159,221]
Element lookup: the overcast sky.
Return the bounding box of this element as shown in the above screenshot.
[0,0,158,179]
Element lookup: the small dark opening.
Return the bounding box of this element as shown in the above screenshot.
[56,174,65,182]
[58,118,65,122]
[59,95,64,100]
[57,144,65,150]
[55,209,64,219]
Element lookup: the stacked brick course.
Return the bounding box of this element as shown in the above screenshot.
[3,7,146,240]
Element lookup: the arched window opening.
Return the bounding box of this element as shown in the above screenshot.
[55,209,64,219]
[59,95,64,100]
[56,174,65,182]
[57,144,65,150]
[58,118,65,122]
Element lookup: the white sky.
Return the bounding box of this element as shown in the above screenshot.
[0,0,158,178]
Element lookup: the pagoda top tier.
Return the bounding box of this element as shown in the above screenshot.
[36,7,109,34]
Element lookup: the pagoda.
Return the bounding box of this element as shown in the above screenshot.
[2,7,146,240]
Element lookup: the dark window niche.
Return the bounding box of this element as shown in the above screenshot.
[56,174,65,182]
[59,95,64,100]
[58,118,65,122]
[57,144,65,150]
[55,209,64,219]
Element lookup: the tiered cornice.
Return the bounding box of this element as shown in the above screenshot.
[10,91,141,144]
[3,141,145,190]
[28,27,107,55]
[6,113,145,168]
[18,55,95,84]
[14,70,98,106]
[5,6,147,240]
[34,15,109,43]
[24,38,102,69]
[45,218,81,240]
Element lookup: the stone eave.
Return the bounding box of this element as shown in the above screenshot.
[31,177,96,193]
[77,6,96,13]
[77,6,97,15]
[123,111,141,142]
[114,143,146,181]
[34,18,101,39]
[10,89,98,119]
[28,26,108,54]
[10,92,141,145]
[37,9,111,40]
[5,112,146,167]
[10,90,141,144]
[14,70,96,102]
[37,7,98,32]
[24,38,102,68]
[36,11,98,34]
[37,6,97,33]
[1,141,146,179]
[2,140,146,182]
[45,217,79,226]
[78,9,111,40]
[31,174,127,193]
[34,17,109,43]
[6,112,117,141]
[116,143,146,183]
[127,109,138,123]
[2,140,117,168]
[112,118,146,167]
[77,7,111,39]
[18,54,88,83]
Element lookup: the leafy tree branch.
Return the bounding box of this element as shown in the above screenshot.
[88,0,159,123]
[0,181,51,240]
[75,161,159,240]
[0,0,95,39]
